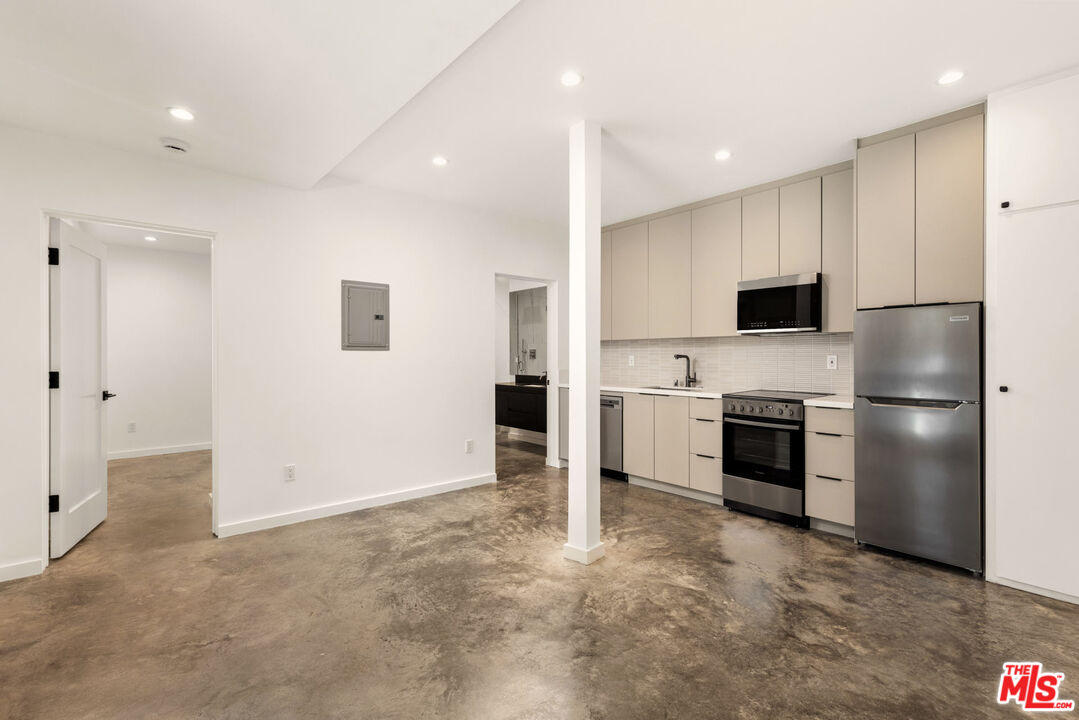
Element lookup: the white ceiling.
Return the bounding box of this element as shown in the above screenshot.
[330,0,1079,225]
[5,1,1079,226]
[75,220,210,255]
[0,0,519,188]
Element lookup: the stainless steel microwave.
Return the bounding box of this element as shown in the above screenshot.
[736,273,821,334]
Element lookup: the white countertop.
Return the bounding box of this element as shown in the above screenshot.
[557,383,725,400]
[804,394,855,409]
[559,383,854,408]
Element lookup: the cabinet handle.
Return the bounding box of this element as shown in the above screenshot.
[814,431,842,437]
[695,454,716,459]
[693,418,715,423]
[815,474,844,482]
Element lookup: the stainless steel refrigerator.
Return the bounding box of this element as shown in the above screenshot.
[854,303,983,572]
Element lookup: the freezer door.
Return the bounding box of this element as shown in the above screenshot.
[854,303,981,402]
[854,397,982,571]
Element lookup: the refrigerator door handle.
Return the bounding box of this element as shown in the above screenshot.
[864,397,964,410]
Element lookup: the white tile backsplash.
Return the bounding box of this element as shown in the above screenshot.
[601,333,854,395]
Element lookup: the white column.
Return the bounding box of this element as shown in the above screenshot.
[564,119,604,565]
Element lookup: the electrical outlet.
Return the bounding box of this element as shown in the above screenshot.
[628,355,635,367]
[826,355,838,370]
[285,464,296,482]
[127,421,136,433]
[465,439,474,454]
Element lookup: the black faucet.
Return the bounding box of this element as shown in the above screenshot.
[674,354,697,388]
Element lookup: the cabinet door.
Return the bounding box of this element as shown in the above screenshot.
[601,231,613,340]
[741,188,780,280]
[653,395,689,487]
[558,387,569,461]
[857,134,915,308]
[611,223,649,339]
[779,176,822,275]
[648,212,692,339]
[691,199,741,337]
[916,114,984,304]
[822,169,854,332]
[623,393,655,479]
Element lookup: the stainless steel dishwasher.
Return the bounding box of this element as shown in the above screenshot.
[600,395,624,479]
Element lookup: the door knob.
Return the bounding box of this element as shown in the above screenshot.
[102,391,117,401]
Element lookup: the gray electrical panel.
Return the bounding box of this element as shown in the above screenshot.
[341,280,389,351]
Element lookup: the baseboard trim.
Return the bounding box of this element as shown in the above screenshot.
[0,558,44,584]
[108,442,212,460]
[215,472,496,538]
[563,542,605,565]
[988,575,1079,606]
[810,517,855,539]
[628,476,724,506]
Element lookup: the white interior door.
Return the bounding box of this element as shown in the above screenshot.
[993,204,1079,597]
[50,218,109,558]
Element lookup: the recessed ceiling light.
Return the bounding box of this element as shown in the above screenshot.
[560,70,583,87]
[144,235,158,242]
[168,107,195,121]
[938,70,964,85]
[431,155,448,167]
[714,149,732,162]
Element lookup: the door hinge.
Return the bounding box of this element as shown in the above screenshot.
[49,495,59,513]
[49,371,59,389]
[48,247,59,266]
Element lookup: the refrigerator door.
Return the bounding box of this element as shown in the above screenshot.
[854,397,982,571]
[854,303,981,402]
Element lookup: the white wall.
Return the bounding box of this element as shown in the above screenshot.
[105,244,211,458]
[0,122,567,582]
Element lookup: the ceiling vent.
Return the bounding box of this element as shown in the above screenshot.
[160,137,190,154]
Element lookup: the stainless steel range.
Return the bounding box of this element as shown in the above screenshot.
[721,390,828,527]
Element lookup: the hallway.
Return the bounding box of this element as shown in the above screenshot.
[1,445,1077,718]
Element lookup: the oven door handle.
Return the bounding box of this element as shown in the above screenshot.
[723,417,801,431]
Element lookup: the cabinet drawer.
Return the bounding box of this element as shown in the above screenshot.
[689,397,723,421]
[806,432,855,481]
[806,474,854,526]
[690,454,723,495]
[806,407,854,436]
[689,418,722,457]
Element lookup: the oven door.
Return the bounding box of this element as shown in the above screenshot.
[722,416,804,489]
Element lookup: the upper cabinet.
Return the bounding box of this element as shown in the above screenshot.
[691,198,741,338]
[856,110,985,310]
[915,114,984,305]
[779,177,822,275]
[857,134,916,309]
[611,222,649,340]
[822,169,854,332]
[601,231,613,340]
[741,188,780,280]
[648,212,692,339]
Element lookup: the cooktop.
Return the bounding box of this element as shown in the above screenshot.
[723,389,830,402]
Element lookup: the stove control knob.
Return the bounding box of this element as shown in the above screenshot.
[739,405,745,413]
[777,407,784,415]
[757,406,764,414]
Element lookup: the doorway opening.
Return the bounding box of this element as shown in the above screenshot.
[46,213,215,565]
[493,274,560,472]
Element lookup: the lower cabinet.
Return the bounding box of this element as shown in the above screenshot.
[690,454,723,495]
[653,395,689,487]
[623,393,655,479]
[805,474,854,526]
[805,407,856,526]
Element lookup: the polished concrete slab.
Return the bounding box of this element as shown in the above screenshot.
[2,443,1077,718]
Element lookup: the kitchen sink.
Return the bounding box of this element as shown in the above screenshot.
[641,385,707,392]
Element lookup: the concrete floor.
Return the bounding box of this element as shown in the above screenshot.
[2,443,1078,719]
